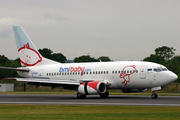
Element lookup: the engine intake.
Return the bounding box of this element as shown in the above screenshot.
[78,81,106,95]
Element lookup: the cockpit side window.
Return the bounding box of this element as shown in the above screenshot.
[157,68,161,72]
[154,68,157,72]
[162,68,168,71]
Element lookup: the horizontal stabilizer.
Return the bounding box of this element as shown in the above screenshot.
[0,67,29,72]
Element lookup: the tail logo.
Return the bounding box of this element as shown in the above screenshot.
[119,65,136,86]
[18,43,42,66]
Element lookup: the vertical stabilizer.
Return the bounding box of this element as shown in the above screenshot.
[13,26,59,66]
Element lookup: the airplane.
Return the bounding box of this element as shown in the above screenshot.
[0,26,178,99]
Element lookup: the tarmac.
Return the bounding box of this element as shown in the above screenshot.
[0,94,180,106]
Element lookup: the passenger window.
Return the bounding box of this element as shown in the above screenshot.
[47,73,48,76]
[127,70,129,73]
[121,70,123,73]
[106,71,108,74]
[115,71,117,74]
[130,70,132,73]
[112,71,114,74]
[136,70,138,73]
[101,71,103,74]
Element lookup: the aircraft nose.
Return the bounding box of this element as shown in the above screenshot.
[167,72,178,82]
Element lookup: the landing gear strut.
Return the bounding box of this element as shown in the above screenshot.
[151,91,158,99]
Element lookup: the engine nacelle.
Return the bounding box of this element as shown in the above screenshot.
[122,88,147,93]
[78,81,106,95]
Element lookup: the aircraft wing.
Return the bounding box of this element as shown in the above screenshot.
[13,78,80,85]
[5,77,111,90]
[5,77,80,90]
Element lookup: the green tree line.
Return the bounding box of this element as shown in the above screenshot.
[0,46,180,82]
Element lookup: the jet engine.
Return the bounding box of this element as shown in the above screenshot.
[122,88,147,93]
[78,81,106,95]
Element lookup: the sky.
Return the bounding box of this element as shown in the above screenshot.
[0,0,180,61]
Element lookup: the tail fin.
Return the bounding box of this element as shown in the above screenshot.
[13,26,59,66]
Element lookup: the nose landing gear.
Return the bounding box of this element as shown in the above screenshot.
[151,91,158,99]
[151,86,161,99]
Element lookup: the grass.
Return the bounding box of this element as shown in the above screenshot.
[0,105,180,120]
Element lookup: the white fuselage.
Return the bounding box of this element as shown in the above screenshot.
[17,61,177,89]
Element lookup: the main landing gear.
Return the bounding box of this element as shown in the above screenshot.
[151,91,158,99]
[100,91,109,98]
[77,91,109,99]
[77,92,86,99]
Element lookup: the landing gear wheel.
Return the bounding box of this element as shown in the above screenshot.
[151,93,158,99]
[77,92,86,99]
[100,91,109,98]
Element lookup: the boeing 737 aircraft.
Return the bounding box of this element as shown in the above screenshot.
[0,26,178,99]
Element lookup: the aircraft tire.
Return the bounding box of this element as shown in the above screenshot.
[151,93,158,99]
[100,91,109,98]
[77,92,86,99]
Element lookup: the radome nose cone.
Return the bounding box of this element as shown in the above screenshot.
[168,72,178,82]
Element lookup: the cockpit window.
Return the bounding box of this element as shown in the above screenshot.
[154,68,161,72]
[154,68,157,72]
[162,68,168,71]
[154,67,168,72]
[157,68,161,72]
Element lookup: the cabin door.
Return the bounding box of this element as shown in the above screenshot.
[38,69,44,77]
[140,66,147,79]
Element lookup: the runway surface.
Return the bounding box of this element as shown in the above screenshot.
[0,94,180,106]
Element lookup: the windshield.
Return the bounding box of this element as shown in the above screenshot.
[153,67,168,72]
